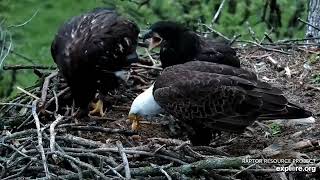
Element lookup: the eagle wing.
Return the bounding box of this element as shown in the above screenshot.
[153,62,287,131]
[51,8,139,114]
[51,8,139,73]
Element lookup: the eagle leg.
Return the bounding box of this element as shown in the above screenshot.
[89,99,105,117]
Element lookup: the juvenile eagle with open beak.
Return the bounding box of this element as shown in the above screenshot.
[142,21,240,68]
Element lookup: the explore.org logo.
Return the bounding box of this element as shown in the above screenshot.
[242,158,317,173]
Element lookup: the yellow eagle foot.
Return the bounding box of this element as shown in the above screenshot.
[89,99,105,117]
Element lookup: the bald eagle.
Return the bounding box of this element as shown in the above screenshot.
[142,21,240,68]
[51,8,139,117]
[129,61,312,145]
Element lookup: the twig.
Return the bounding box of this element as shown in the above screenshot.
[45,87,70,109]
[49,115,64,154]
[238,40,291,55]
[53,151,109,180]
[116,141,131,180]
[0,102,32,108]
[144,48,159,66]
[63,147,188,165]
[107,165,125,179]
[246,22,260,43]
[264,32,274,43]
[60,124,137,136]
[130,156,251,177]
[229,34,242,45]
[200,24,230,41]
[55,134,105,148]
[2,129,37,142]
[16,86,40,100]
[212,0,226,25]
[53,90,59,113]
[150,163,172,180]
[131,63,162,70]
[3,65,56,70]
[298,17,320,32]
[32,100,50,178]
[8,9,39,28]
[2,160,33,180]
[41,71,58,105]
[0,143,29,158]
[131,74,148,85]
[232,163,256,177]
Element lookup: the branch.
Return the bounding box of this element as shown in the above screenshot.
[32,100,50,178]
[3,65,56,70]
[41,71,58,106]
[116,141,131,180]
[131,156,251,177]
[49,115,64,154]
[212,0,227,25]
[53,151,109,180]
[298,17,320,32]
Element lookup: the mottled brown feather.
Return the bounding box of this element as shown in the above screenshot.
[51,8,139,116]
[153,61,311,145]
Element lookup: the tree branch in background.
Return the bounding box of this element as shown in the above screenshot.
[298,17,320,32]
[211,0,227,25]
[3,65,56,70]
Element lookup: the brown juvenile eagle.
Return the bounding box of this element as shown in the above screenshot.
[51,8,139,117]
[128,61,312,145]
[142,21,240,68]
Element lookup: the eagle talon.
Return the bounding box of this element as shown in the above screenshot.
[89,99,105,117]
[128,114,142,131]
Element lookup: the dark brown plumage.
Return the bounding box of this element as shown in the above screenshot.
[51,8,139,117]
[129,61,312,146]
[153,61,311,145]
[142,21,240,68]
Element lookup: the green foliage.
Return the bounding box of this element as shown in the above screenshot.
[308,54,320,65]
[269,122,282,136]
[0,0,308,99]
[312,73,320,84]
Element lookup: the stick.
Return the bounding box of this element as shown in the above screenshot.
[2,129,37,142]
[60,124,137,136]
[49,115,64,154]
[16,86,40,100]
[8,9,39,28]
[32,100,50,178]
[212,0,226,25]
[150,163,172,180]
[41,71,58,105]
[144,48,158,66]
[131,63,162,70]
[3,65,56,70]
[131,156,251,177]
[116,141,131,180]
[2,160,33,180]
[107,165,125,179]
[63,147,187,165]
[53,151,109,180]
[200,24,230,41]
[238,40,291,55]
[45,87,70,109]
[298,17,320,32]
[0,102,32,108]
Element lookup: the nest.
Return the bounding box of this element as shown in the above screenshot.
[0,44,320,180]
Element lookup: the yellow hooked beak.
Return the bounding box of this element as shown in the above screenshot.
[148,32,163,50]
[128,113,143,131]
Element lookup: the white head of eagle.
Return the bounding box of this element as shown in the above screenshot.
[128,84,163,129]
